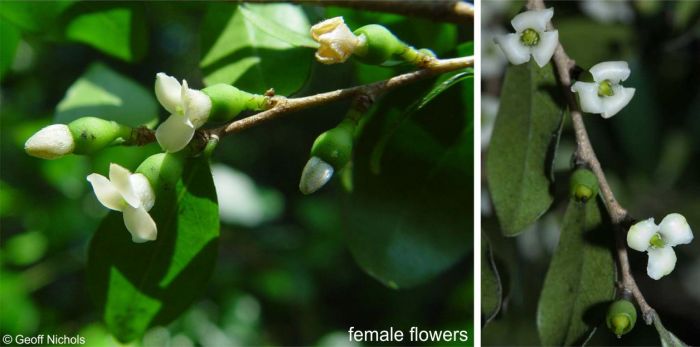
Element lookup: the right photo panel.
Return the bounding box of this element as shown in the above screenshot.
[480,1,699,346]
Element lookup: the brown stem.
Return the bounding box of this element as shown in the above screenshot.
[247,0,474,23]
[527,0,655,324]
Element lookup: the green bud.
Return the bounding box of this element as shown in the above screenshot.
[352,24,404,65]
[135,152,184,192]
[569,168,599,202]
[606,300,637,337]
[310,119,355,170]
[67,117,132,155]
[202,84,267,122]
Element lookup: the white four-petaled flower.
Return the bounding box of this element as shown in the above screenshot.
[87,163,157,243]
[154,73,212,153]
[310,16,362,64]
[571,61,636,118]
[627,213,694,280]
[495,8,559,67]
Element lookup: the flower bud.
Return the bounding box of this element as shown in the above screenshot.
[311,17,360,64]
[569,168,599,202]
[135,152,185,193]
[310,119,355,170]
[25,124,75,159]
[201,84,267,122]
[68,117,132,155]
[353,24,404,65]
[299,156,334,195]
[606,299,637,337]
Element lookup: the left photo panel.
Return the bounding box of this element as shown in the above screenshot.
[0,1,475,346]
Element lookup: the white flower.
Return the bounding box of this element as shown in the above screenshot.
[310,17,362,64]
[24,124,75,159]
[571,61,636,118]
[154,73,212,153]
[494,8,559,67]
[87,163,157,243]
[627,213,694,280]
[299,156,334,195]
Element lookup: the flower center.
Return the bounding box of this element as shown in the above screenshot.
[598,80,615,97]
[520,28,540,46]
[649,233,665,248]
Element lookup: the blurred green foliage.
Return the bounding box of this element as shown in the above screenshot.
[1,1,472,345]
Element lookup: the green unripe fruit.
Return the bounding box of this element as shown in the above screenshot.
[569,168,599,202]
[135,152,184,192]
[310,120,355,170]
[353,24,404,65]
[67,117,131,154]
[202,84,267,122]
[606,300,637,337]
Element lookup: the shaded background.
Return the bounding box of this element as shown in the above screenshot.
[0,1,473,346]
[482,0,700,346]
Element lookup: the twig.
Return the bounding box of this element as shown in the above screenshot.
[248,0,474,23]
[211,56,473,136]
[527,0,656,324]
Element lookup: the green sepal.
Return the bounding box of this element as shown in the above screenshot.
[67,117,132,155]
[310,120,355,170]
[606,299,637,337]
[202,84,267,122]
[569,168,599,202]
[135,152,185,193]
[352,24,404,65]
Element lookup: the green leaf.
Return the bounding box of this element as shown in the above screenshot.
[54,63,158,127]
[345,77,472,289]
[0,271,40,335]
[370,71,473,174]
[87,157,219,343]
[481,234,502,324]
[2,231,48,266]
[0,1,73,33]
[654,315,689,347]
[0,18,20,80]
[537,200,616,346]
[486,61,564,236]
[63,3,147,62]
[200,3,312,95]
[238,5,318,48]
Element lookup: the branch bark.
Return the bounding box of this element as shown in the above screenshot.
[527,0,656,324]
[247,0,474,24]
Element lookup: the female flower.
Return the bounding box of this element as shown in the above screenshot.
[310,17,362,64]
[87,163,157,243]
[627,213,694,280]
[495,8,559,67]
[571,61,636,118]
[154,73,212,153]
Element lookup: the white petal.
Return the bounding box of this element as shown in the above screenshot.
[155,73,182,115]
[531,30,558,67]
[511,8,553,33]
[494,33,531,65]
[589,61,630,83]
[155,114,196,153]
[659,213,694,247]
[24,124,75,159]
[130,173,156,211]
[601,87,635,118]
[315,20,359,64]
[183,87,212,129]
[310,17,345,41]
[647,246,677,280]
[571,81,604,115]
[123,206,157,243]
[87,173,125,211]
[626,218,657,252]
[299,156,334,195]
[109,163,141,208]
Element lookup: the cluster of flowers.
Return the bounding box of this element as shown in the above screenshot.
[495,8,693,281]
[25,17,437,243]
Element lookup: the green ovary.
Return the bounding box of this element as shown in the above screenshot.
[598,80,614,97]
[520,29,540,46]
